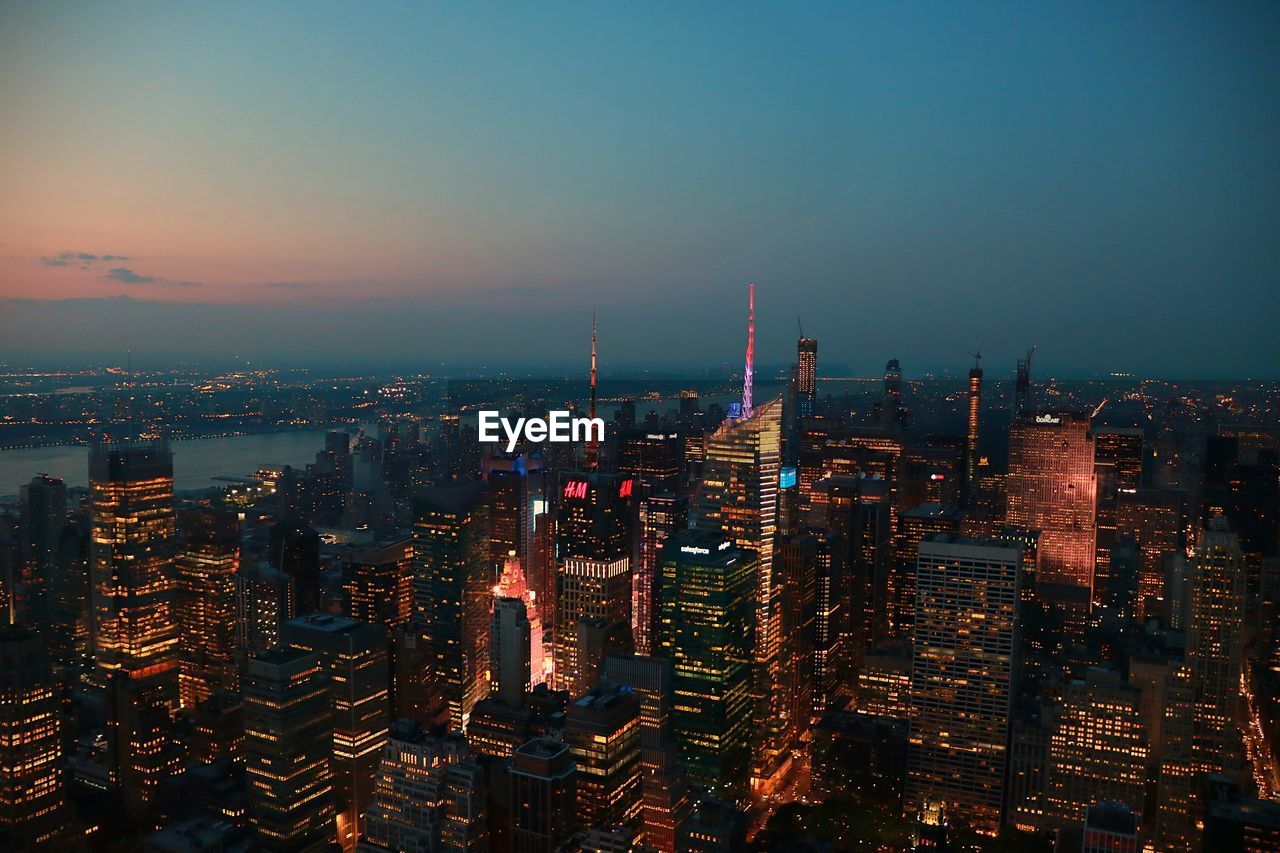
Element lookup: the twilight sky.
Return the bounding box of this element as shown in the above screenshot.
[1,2,1278,377]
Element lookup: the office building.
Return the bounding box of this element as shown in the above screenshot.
[906,534,1021,835]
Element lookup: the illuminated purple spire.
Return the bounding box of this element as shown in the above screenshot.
[742,282,755,419]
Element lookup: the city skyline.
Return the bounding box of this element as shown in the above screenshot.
[2,3,1279,376]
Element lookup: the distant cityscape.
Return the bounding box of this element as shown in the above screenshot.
[1,287,1278,852]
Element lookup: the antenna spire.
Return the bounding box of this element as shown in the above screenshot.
[587,311,599,469]
[742,282,755,419]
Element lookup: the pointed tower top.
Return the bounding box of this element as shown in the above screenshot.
[587,311,600,469]
[742,282,755,419]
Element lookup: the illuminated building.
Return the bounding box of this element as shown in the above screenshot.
[688,396,784,795]
[491,596,532,707]
[1013,347,1035,419]
[564,683,643,829]
[495,549,546,687]
[47,514,91,679]
[236,560,295,660]
[486,459,539,582]
[359,720,470,853]
[390,621,433,728]
[243,646,334,852]
[1187,523,1248,782]
[1092,427,1143,602]
[1006,412,1096,592]
[619,429,684,495]
[855,641,912,720]
[796,334,817,419]
[633,491,686,656]
[509,738,576,852]
[894,503,964,641]
[176,507,240,709]
[553,471,633,697]
[880,358,907,430]
[803,528,844,721]
[89,441,179,693]
[776,533,817,750]
[343,538,413,629]
[89,442,182,816]
[907,534,1021,835]
[269,520,322,616]
[282,614,391,851]
[1045,668,1147,832]
[602,654,691,852]
[189,693,244,765]
[1114,487,1186,620]
[655,530,755,802]
[412,483,490,729]
[901,441,962,510]
[0,627,69,848]
[963,354,982,508]
[17,474,65,630]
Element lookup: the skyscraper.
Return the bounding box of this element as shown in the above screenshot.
[564,683,643,830]
[602,654,691,853]
[689,396,783,796]
[1187,523,1248,782]
[907,534,1021,835]
[1045,668,1148,833]
[243,646,334,852]
[796,334,817,419]
[491,596,532,707]
[963,354,982,508]
[342,539,413,629]
[282,614,391,851]
[176,507,240,709]
[655,530,756,802]
[553,470,633,697]
[89,441,179,691]
[269,520,322,617]
[0,626,68,848]
[633,490,686,656]
[89,441,182,815]
[17,474,66,629]
[360,720,471,853]
[1006,412,1097,592]
[509,738,577,852]
[413,483,490,729]
[1093,427,1144,603]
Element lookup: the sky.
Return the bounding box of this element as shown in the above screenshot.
[1,2,1278,378]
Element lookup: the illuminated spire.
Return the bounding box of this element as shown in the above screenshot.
[587,311,599,469]
[742,282,755,419]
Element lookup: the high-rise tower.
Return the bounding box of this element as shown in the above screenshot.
[963,352,982,508]
[1006,411,1097,592]
[742,283,755,419]
[796,330,817,419]
[1014,346,1035,420]
[176,507,240,709]
[587,311,600,470]
[907,534,1021,835]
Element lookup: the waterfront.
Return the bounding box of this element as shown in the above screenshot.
[0,429,336,496]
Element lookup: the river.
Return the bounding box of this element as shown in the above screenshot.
[0,429,338,496]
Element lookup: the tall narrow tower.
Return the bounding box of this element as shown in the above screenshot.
[742,283,755,419]
[1014,346,1035,420]
[587,312,600,469]
[964,352,982,507]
